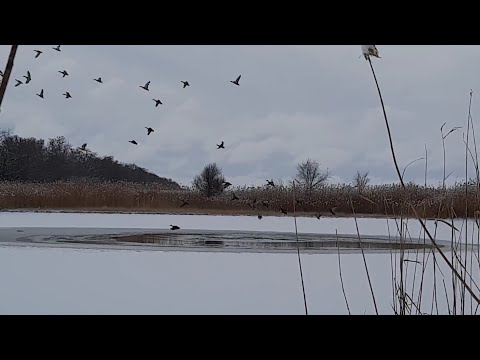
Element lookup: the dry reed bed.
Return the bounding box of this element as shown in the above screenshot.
[0,180,478,219]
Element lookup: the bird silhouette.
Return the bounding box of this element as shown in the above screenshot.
[78,144,90,153]
[0,70,3,77]
[329,207,337,216]
[231,193,239,201]
[94,77,103,83]
[36,89,44,98]
[223,181,232,189]
[153,99,163,107]
[140,81,150,91]
[217,141,225,149]
[258,214,263,220]
[315,213,322,220]
[280,207,288,215]
[266,179,275,187]
[34,50,42,58]
[145,127,154,135]
[231,75,241,86]
[23,71,31,84]
[52,45,61,52]
[59,70,69,78]
[180,200,190,208]
[129,140,138,145]
[170,225,180,231]
[14,79,23,87]
[63,92,72,99]
[181,81,190,88]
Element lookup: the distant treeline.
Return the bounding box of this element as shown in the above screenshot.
[0,130,180,188]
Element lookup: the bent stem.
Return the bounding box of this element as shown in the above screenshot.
[367,56,480,306]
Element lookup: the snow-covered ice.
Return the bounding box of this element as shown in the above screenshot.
[0,212,477,314]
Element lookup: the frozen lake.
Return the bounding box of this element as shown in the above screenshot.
[0,212,478,315]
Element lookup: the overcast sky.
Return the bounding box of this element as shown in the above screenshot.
[0,45,477,187]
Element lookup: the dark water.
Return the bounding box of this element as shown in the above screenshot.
[0,227,451,254]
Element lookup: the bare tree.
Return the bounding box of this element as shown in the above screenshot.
[193,163,226,197]
[353,170,371,193]
[295,158,330,194]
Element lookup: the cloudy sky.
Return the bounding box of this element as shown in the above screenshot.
[0,45,477,187]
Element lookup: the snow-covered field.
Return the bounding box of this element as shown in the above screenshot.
[0,212,477,315]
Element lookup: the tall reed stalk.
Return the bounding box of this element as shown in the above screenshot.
[365,53,480,306]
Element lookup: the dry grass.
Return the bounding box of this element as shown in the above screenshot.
[0,179,478,219]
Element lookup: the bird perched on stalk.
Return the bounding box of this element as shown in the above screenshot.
[361,45,381,60]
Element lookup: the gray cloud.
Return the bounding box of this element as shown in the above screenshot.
[0,45,477,187]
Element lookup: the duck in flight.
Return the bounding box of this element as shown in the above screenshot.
[180,200,190,208]
[145,127,154,135]
[78,143,89,152]
[223,181,232,189]
[129,140,138,145]
[53,45,61,52]
[231,193,239,201]
[36,89,44,98]
[231,75,241,86]
[63,92,72,99]
[170,225,180,231]
[217,141,225,149]
[23,71,31,84]
[59,70,69,78]
[140,81,150,91]
[181,81,190,88]
[34,50,42,58]
[266,179,275,187]
[14,79,23,87]
[94,77,103,83]
[153,99,163,107]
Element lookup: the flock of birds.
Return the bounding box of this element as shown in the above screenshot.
[171,46,385,230]
[1,45,381,231]
[1,45,244,150]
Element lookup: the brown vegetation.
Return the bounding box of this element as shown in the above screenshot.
[0,179,478,219]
